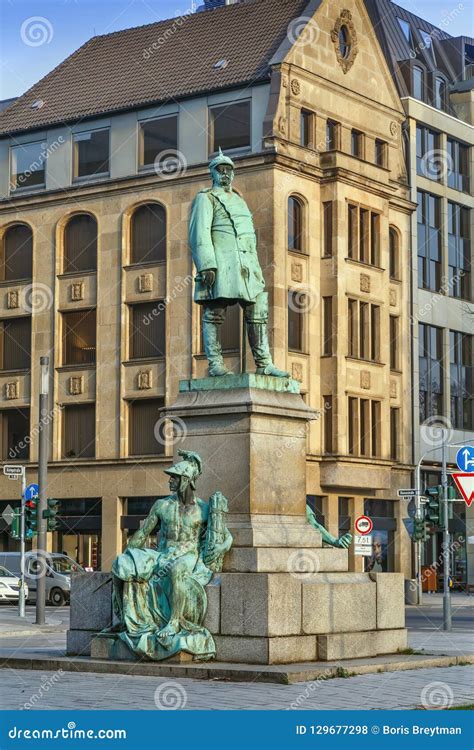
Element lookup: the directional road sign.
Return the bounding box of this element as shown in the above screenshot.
[24,483,39,500]
[456,446,474,473]
[397,489,417,498]
[3,465,23,477]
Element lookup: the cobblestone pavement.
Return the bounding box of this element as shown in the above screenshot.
[0,665,472,710]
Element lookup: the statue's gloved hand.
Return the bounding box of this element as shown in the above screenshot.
[336,533,352,549]
[199,269,216,288]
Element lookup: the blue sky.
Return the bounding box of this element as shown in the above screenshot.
[1,0,472,100]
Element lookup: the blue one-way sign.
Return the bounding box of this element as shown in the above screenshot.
[456,446,474,473]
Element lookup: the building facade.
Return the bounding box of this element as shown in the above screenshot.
[0,0,422,577]
[367,0,474,589]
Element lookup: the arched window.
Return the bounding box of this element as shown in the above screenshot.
[389,227,400,280]
[3,224,33,281]
[413,66,424,100]
[64,214,97,273]
[288,196,304,253]
[130,203,166,264]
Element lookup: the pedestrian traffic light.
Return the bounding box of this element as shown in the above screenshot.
[24,496,39,537]
[412,518,430,543]
[424,485,441,525]
[43,498,60,531]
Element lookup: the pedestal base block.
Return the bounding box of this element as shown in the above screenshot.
[317,629,408,661]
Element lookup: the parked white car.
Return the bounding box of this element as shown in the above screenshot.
[0,564,28,603]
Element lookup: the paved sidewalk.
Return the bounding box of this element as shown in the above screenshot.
[0,665,471,710]
[0,606,68,636]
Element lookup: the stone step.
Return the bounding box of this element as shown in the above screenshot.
[223,546,348,573]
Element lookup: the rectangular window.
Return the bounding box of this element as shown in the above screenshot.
[448,203,471,300]
[347,300,379,362]
[0,408,30,460]
[416,125,441,180]
[447,139,469,192]
[139,115,178,168]
[129,398,165,456]
[62,404,95,459]
[371,401,381,457]
[10,141,46,190]
[374,139,387,167]
[390,407,399,461]
[417,191,441,292]
[322,297,333,356]
[322,201,333,257]
[360,398,370,456]
[210,101,250,153]
[62,310,96,366]
[419,323,444,423]
[450,331,473,430]
[288,291,305,352]
[73,129,109,179]
[323,395,333,453]
[130,302,166,359]
[348,397,380,457]
[300,110,314,148]
[326,120,339,150]
[0,317,31,370]
[413,66,424,100]
[351,130,363,158]
[389,315,399,370]
[347,204,380,266]
[434,77,445,110]
[348,397,358,455]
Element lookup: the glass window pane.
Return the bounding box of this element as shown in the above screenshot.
[140,116,178,167]
[211,101,250,152]
[11,142,46,189]
[413,67,424,100]
[74,130,109,178]
[130,302,166,359]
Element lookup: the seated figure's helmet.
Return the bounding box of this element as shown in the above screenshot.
[164,450,203,490]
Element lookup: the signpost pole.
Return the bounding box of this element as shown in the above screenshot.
[414,464,422,606]
[35,356,50,627]
[441,431,452,632]
[19,468,26,619]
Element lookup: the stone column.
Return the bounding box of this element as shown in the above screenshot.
[101,496,124,571]
[349,496,364,572]
[323,494,339,539]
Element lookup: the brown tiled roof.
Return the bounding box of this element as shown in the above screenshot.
[0,0,308,137]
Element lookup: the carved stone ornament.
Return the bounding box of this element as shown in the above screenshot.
[5,381,19,400]
[390,380,397,399]
[278,116,287,135]
[291,262,303,283]
[331,10,359,74]
[360,371,371,390]
[7,289,19,309]
[137,370,152,390]
[292,362,303,382]
[69,376,84,395]
[390,121,398,137]
[138,273,153,293]
[290,78,301,95]
[70,282,84,302]
[360,273,371,293]
[389,288,397,306]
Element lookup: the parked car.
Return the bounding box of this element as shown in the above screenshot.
[0,564,28,603]
[0,553,84,606]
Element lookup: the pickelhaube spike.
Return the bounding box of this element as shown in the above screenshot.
[209,146,235,172]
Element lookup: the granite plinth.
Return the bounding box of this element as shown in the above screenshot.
[179,373,301,394]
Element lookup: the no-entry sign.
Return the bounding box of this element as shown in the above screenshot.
[354,515,373,535]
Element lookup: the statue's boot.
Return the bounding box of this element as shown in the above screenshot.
[202,320,232,377]
[247,322,289,378]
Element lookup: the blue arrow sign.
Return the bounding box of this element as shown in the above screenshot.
[24,483,39,500]
[456,446,474,473]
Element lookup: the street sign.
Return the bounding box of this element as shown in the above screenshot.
[7,475,19,480]
[403,518,414,536]
[397,488,417,498]
[354,534,372,556]
[354,515,373,535]
[452,473,474,508]
[24,483,39,500]
[1,504,15,525]
[456,446,474,473]
[3,465,23,477]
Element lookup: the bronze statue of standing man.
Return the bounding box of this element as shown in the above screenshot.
[189,148,288,378]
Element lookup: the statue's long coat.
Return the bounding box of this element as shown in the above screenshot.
[188,188,266,304]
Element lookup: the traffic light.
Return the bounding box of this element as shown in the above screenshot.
[412,518,430,543]
[43,498,60,531]
[24,496,39,538]
[424,485,441,525]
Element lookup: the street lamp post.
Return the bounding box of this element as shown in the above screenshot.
[35,356,50,626]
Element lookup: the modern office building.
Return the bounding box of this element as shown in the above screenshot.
[0,0,422,576]
[366,0,474,589]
